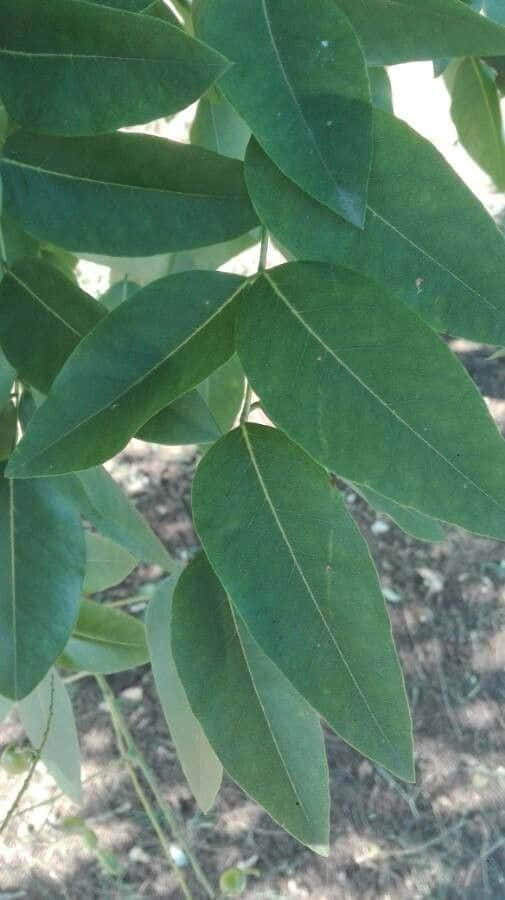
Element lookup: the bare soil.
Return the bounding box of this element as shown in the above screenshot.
[2,343,505,900]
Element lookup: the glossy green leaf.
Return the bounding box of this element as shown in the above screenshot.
[336,0,505,66]
[7,271,247,476]
[138,390,221,446]
[146,576,223,812]
[197,0,372,226]
[83,533,136,594]
[447,57,505,189]
[244,110,505,344]
[352,485,446,543]
[100,280,140,312]
[0,473,85,699]
[172,553,331,845]
[369,68,393,113]
[191,94,251,160]
[60,599,149,674]
[200,354,246,434]
[0,0,228,136]
[0,402,16,461]
[0,258,106,392]
[193,425,413,780]
[237,263,505,541]
[57,466,174,570]
[18,669,82,803]
[1,131,259,257]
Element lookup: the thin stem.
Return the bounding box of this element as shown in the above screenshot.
[0,674,55,837]
[258,226,269,272]
[96,675,215,899]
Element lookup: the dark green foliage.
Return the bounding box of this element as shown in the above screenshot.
[2,0,505,853]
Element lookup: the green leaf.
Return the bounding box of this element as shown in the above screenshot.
[244,110,505,344]
[336,0,505,66]
[200,354,246,434]
[0,473,85,699]
[59,599,149,674]
[0,0,228,136]
[192,425,413,780]
[352,485,446,543]
[191,94,251,160]
[138,390,221,446]
[1,131,259,257]
[237,262,505,541]
[368,68,393,113]
[0,258,106,393]
[7,271,247,476]
[197,0,372,226]
[172,553,331,845]
[83,533,136,594]
[446,57,505,189]
[146,576,223,812]
[18,669,82,803]
[100,280,140,312]
[0,401,17,461]
[57,466,174,570]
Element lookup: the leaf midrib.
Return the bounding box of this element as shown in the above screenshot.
[72,629,144,649]
[8,269,84,340]
[240,424,395,749]
[264,270,505,517]
[366,203,501,316]
[2,157,246,202]
[230,600,311,824]
[13,279,248,466]
[260,0,339,191]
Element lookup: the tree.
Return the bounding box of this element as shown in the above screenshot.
[1,0,505,877]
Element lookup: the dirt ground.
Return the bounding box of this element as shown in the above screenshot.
[2,342,505,900]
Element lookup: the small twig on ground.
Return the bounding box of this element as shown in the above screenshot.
[434,651,463,742]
